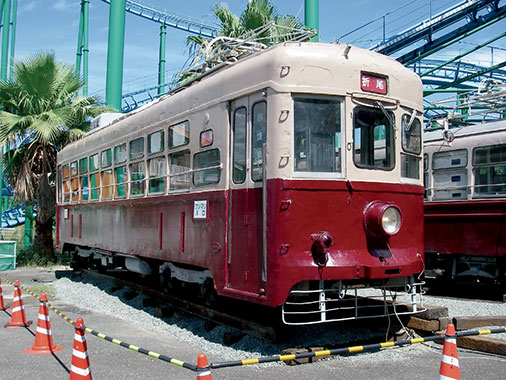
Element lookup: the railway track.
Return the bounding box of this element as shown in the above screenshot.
[74,269,279,342]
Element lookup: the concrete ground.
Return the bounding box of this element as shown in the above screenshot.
[1,267,505,380]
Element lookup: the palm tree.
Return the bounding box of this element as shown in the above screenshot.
[0,52,108,261]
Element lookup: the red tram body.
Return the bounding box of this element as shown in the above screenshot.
[56,42,425,324]
[424,120,506,284]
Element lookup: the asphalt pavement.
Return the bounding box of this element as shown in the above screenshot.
[1,267,505,380]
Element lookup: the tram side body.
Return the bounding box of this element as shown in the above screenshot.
[56,43,425,323]
[424,120,506,285]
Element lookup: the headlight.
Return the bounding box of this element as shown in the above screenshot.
[364,201,402,238]
[381,207,401,235]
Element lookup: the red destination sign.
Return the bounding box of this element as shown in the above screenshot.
[361,73,387,95]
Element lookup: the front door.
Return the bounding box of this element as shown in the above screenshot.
[227,93,267,295]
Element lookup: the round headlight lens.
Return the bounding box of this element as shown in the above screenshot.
[381,207,401,235]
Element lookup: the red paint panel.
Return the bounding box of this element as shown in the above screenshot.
[55,205,60,250]
[70,214,74,238]
[180,211,185,253]
[425,199,506,257]
[78,214,82,239]
[158,212,163,250]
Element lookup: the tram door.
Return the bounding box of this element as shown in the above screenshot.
[228,93,267,295]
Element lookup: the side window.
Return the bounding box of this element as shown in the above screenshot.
[353,106,394,171]
[401,114,421,180]
[423,154,429,200]
[200,130,213,148]
[70,161,79,202]
[114,143,127,164]
[114,166,127,198]
[232,107,247,184]
[169,150,190,191]
[193,149,221,186]
[130,137,144,160]
[89,153,100,200]
[251,101,267,182]
[169,121,189,148]
[148,156,166,194]
[101,149,112,168]
[148,130,164,155]
[79,157,89,201]
[473,144,506,197]
[294,97,342,173]
[62,164,70,203]
[101,149,113,200]
[129,161,145,196]
[432,150,468,200]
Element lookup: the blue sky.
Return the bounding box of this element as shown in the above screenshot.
[12,0,506,98]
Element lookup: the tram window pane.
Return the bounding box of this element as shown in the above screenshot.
[129,161,145,196]
[473,144,506,166]
[70,161,78,177]
[353,106,394,170]
[294,97,342,173]
[71,178,79,202]
[80,176,89,201]
[62,164,70,179]
[89,154,99,172]
[63,180,70,202]
[200,129,213,147]
[423,172,429,200]
[114,166,127,198]
[474,165,506,196]
[148,156,166,194]
[424,154,428,172]
[90,172,100,200]
[401,115,421,154]
[433,169,467,200]
[433,150,467,169]
[169,120,189,148]
[401,154,420,179]
[252,101,267,182]
[57,166,62,204]
[101,169,113,199]
[114,143,127,164]
[169,150,190,191]
[193,149,220,186]
[101,149,112,168]
[148,130,164,155]
[129,137,144,160]
[79,158,88,174]
[233,107,247,184]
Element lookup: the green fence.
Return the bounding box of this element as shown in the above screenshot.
[0,241,16,270]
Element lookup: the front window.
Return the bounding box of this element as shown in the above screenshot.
[353,106,394,170]
[294,97,342,173]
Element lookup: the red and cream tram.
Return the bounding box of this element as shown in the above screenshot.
[424,120,506,285]
[56,42,425,324]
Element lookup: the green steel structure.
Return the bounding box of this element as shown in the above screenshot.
[158,24,166,95]
[304,0,319,42]
[105,0,126,111]
[75,0,90,96]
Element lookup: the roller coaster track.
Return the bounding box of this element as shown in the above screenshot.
[99,0,218,38]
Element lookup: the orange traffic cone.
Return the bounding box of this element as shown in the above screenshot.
[69,318,92,380]
[196,353,212,379]
[439,323,461,380]
[4,280,32,328]
[0,278,10,311]
[24,293,64,354]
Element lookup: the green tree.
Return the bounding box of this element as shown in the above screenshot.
[182,0,305,82]
[0,52,108,261]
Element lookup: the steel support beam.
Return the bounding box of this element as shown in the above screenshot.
[158,24,166,95]
[8,0,15,79]
[105,0,126,111]
[1,0,10,80]
[304,0,319,42]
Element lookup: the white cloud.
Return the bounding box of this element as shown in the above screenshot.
[53,0,75,11]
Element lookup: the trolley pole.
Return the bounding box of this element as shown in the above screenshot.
[158,24,166,95]
[304,0,319,42]
[105,0,126,111]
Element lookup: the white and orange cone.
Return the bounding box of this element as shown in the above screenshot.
[24,293,64,354]
[439,323,461,380]
[69,317,92,380]
[196,353,212,379]
[4,280,32,328]
[0,278,10,311]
